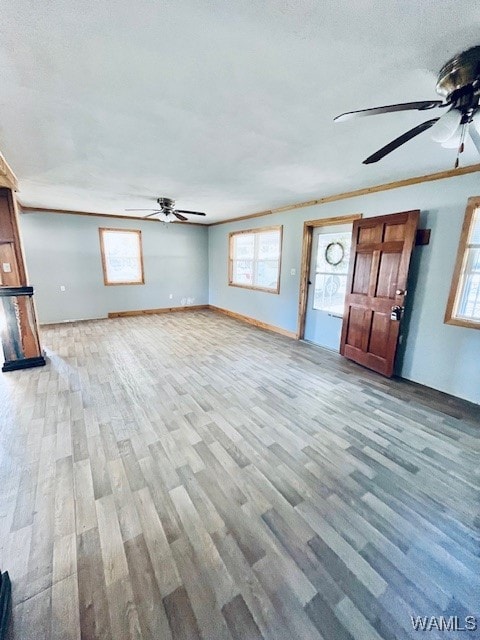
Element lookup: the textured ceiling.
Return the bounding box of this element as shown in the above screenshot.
[1,0,480,223]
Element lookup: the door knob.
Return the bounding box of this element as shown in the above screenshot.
[390,305,403,321]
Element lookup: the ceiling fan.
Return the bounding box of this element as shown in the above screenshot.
[334,45,480,167]
[126,197,206,222]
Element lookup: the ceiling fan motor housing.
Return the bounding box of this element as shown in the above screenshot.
[436,46,480,105]
[157,197,175,211]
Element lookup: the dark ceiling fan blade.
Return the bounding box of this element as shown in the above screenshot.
[173,212,188,221]
[144,211,163,218]
[125,208,158,211]
[469,122,480,155]
[363,118,440,164]
[174,209,206,216]
[334,100,444,123]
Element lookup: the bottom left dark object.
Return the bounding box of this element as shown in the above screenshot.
[0,571,11,640]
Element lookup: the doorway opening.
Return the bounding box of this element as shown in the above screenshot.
[297,214,361,350]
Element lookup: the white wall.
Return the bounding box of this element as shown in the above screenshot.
[209,172,480,405]
[20,212,209,323]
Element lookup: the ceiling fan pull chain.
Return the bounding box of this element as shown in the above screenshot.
[455,122,468,168]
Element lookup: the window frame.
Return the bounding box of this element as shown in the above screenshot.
[444,196,480,330]
[228,225,283,294]
[99,227,145,286]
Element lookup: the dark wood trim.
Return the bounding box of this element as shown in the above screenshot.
[297,214,362,340]
[444,196,480,330]
[108,305,209,318]
[99,227,145,286]
[209,305,296,338]
[228,225,282,294]
[210,163,480,227]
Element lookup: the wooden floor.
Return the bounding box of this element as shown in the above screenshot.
[0,310,479,640]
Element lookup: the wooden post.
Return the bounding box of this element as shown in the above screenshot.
[0,157,45,371]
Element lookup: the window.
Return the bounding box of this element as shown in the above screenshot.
[229,226,282,293]
[99,228,144,285]
[312,230,352,315]
[445,197,480,329]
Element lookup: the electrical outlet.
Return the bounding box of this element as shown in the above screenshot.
[60,285,66,292]
[169,293,173,299]
[290,268,296,276]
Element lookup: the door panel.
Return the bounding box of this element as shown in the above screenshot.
[340,210,419,377]
[352,254,372,294]
[369,313,390,357]
[376,252,401,298]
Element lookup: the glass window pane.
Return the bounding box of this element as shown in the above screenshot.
[447,204,480,326]
[232,260,254,285]
[470,209,480,244]
[457,249,480,320]
[233,234,254,259]
[312,230,351,315]
[258,231,281,259]
[230,228,281,291]
[315,232,351,275]
[313,273,348,314]
[101,230,143,284]
[254,260,279,289]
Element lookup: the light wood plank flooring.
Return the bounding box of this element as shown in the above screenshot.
[0,310,479,640]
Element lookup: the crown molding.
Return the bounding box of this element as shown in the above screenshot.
[19,205,206,225]
[210,163,480,226]
[17,162,480,228]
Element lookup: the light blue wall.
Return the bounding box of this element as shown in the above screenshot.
[20,212,209,324]
[209,173,480,404]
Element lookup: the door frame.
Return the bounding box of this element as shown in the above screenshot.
[297,213,362,339]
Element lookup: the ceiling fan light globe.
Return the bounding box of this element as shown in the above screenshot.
[430,108,462,143]
[441,126,462,148]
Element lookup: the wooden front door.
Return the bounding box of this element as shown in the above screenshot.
[340,210,419,377]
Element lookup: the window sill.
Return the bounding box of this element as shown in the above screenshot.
[228,282,280,295]
[444,317,480,330]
